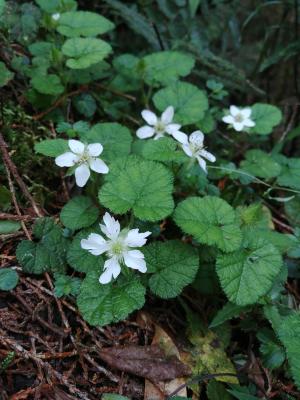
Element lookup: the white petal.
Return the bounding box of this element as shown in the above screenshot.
[241,108,252,118]
[68,139,85,154]
[81,233,108,256]
[75,164,90,187]
[141,110,157,126]
[199,149,216,162]
[232,122,244,132]
[136,126,155,139]
[243,118,255,128]
[55,152,77,167]
[222,115,235,124]
[89,158,109,174]
[165,123,182,134]
[161,106,174,124]
[182,144,193,157]
[190,131,204,147]
[229,105,240,117]
[196,156,207,173]
[171,130,189,143]
[99,257,121,284]
[52,13,60,20]
[124,250,147,273]
[125,229,151,247]
[87,143,103,157]
[100,212,120,240]
[171,130,188,144]
[154,133,164,140]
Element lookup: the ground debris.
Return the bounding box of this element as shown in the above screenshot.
[98,345,191,383]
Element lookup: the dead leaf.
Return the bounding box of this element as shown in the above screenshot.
[98,344,191,383]
[138,312,188,400]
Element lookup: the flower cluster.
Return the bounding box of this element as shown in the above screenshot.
[54,103,255,285]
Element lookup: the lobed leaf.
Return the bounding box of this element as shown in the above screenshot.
[62,38,112,69]
[216,236,282,305]
[34,139,69,157]
[77,272,146,326]
[81,123,132,161]
[142,51,195,86]
[153,81,208,125]
[251,103,282,135]
[57,11,114,37]
[60,196,99,230]
[144,240,199,298]
[174,196,242,252]
[99,157,174,221]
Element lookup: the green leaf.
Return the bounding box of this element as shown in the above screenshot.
[35,0,77,13]
[209,302,250,328]
[251,103,282,135]
[57,11,114,37]
[174,196,242,252]
[103,0,160,50]
[34,139,69,157]
[0,186,11,211]
[216,236,282,305]
[67,229,104,273]
[73,93,97,118]
[285,196,300,226]
[16,240,51,275]
[99,157,174,221]
[142,51,195,86]
[77,272,146,326]
[16,218,69,274]
[0,221,21,234]
[277,312,300,388]
[102,395,129,400]
[82,123,132,161]
[60,196,99,230]
[207,380,233,400]
[54,274,81,298]
[29,41,53,57]
[142,137,184,163]
[240,150,281,179]
[257,328,285,370]
[62,38,112,69]
[0,268,19,291]
[189,0,201,17]
[0,62,14,87]
[196,110,216,134]
[144,240,199,298]
[237,203,272,231]
[153,81,208,125]
[227,386,260,400]
[31,74,64,95]
[0,0,5,16]
[276,155,300,190]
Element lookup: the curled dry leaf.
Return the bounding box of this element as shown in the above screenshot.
[143,314,189,400]
[98,344,191,383]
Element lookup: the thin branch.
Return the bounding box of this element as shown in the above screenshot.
[0,133,43,218]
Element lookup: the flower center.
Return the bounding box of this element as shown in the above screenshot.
[190,143,203,155]
[155,120,166,133]
[234,113,244,123]
[78,151,90,164]
[111,241,125,256]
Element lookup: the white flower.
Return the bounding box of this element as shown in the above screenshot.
[55,139,109,187]
[177,130,216,173]
[222,105,255,132]
[52,13,61,21]
[81,213,151,284]
[136,106,186,142]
